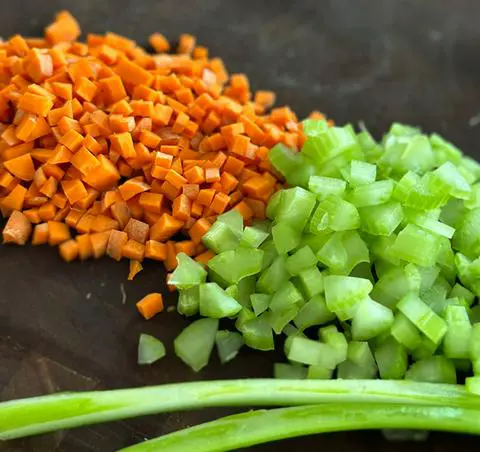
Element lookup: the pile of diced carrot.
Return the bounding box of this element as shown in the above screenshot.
[0,11,313,276]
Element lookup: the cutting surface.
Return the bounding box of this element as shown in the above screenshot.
[1,0,480,450]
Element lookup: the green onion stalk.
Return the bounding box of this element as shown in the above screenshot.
[1,379,480,440]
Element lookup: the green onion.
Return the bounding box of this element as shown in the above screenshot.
[174,318,219,372]
[121,403,480,452]
[137,334,166,365]
[2,379,479,440]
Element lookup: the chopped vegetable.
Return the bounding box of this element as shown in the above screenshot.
[138,334,166,365]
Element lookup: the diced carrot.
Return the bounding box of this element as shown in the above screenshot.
[145,240,167,260]
[175,240,196,256]
[233,200,254,221]
[128,259,143,280]
[32,222,49,245]
[65,208,85,228]
[23,208,41,224]
[76,234,93,260]
[47,220,71,245]
[136,292,164,320]
[124,218,149,244]
[150,212,184,241]
[76,213,96,233]
[59,239,79,262]
[149,33,170,53]
[61,179,88,205]
[118,178,150,201]
[3,154,35,181]
[111,201,131,228]
[196,188,215,206]
[138,192,163,214]
[172,194,191,221]
[188,217,211,244]
[2,210,31,244]
[164,240,177,271]
[90,231,111,258]
[195,249,215,264]
[106,229,128,261]
[91,214,119,232]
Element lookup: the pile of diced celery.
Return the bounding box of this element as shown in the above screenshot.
[169,120,480,387]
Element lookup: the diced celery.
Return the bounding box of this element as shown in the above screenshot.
[256,255,289,294]
[269,143,300,178]
[465,376,480,395]
[285,336,337,368]
[237,275,256,307]
[374,337,408,379]
[370,234,401,265]
[174,318,218,372]
[430,133,462,166]
[202,221,240,253]
[310,196,360,233]
[138,334,166,365]
[350,180,394,207]
[266,190,283,220]
[169,253,207,289]
[208,266,230,289]
[319,326,348,365]
[177,286,200,317]
[215,330,244,364]
[306,365,333,379]
[443,305,472,359]
[293,294,335,330]
[453,208,480,259]
[285,246,317,276]
[239,226,269,248]
[407,211,455,239]
[391,312,422,351]
[272,222,301,254]
[371,264,420,309]
[259,240,278,270]
[284,154,317,189]
[469,324,480,361]
[216,210,244,237]
[390,224,441,267]
[275,187,317,231]
[273,362,308,379]
[298,232,333,254]
[348,160,376,187]
[397,293,447,345]
[316,232,348,273]
[308,176,346,199]
[432,162,471,200]
[296,266,324,298]
[359,202,403,236]
[341,341,377,378]
[269,281,303,312]
[440,198,465,228]
[324,275,373,320]
[242,316,274,351]
[250,293,271,316]
[199,283,242,318]
[225,284,239,301]
[398,135,435,174]
[235,307,256,332]
[269,305,299,334]
[208,248,264,285]
[351,297,394,341]
[405,356,456,384]
[302,118,329,137]
[411,336,438,362]
[449,283,475,307]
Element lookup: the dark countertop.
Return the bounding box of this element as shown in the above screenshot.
[1,0,480,450]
